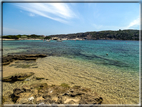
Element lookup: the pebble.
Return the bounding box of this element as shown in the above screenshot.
[38,102,44,105]
[28,96,34,101]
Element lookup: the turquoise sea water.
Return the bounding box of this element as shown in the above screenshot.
[3,40,140,104]
[3,40,139,73]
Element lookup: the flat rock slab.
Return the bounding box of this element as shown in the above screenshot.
[2,54,47,65]
[2,72,35,83]
[9,60,38,68]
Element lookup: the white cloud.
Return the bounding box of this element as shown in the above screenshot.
[15,3,77,24]
[125,18,140,29]
[92,17,140,31]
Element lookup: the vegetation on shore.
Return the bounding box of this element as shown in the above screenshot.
[2,34,44,40]
[44,36,51,40]
[49,29,139,40]
[2,29,139,40]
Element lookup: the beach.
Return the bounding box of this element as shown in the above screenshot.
[2,40,140,104]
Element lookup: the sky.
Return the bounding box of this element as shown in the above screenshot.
[2,1,141,36]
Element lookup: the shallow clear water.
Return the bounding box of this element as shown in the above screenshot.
[2,40,140,104]
[3,40,139,73]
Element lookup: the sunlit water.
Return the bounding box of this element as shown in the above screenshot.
[3,40,140,104]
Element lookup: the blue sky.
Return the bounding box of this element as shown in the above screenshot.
[3,1,140,35]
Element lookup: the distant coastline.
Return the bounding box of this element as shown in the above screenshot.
[48,29,139,41]
[2,39,17,41]
[2,38,42,41]
[2,29,139,41]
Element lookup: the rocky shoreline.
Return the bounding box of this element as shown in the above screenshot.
[2,54,103,105]
[2,54,47,65]
[3,72,103,105]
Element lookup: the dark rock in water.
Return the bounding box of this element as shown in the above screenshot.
[2,72,34,83]
[13,88,24,96]
[36,77,45,80]
[3,83,103,104]
[2,91,14,104]
[79,94,103,104]
[2,54,47,65]
[30,83,48,89]
[22,85,31,92]
[10,93,20,103]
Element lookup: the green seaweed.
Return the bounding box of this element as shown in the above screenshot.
[15,64,31,68]
[60,83,70,88]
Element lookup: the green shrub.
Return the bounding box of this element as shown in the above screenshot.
[44,36,51,40]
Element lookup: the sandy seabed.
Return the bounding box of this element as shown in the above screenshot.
[3,56,139,104]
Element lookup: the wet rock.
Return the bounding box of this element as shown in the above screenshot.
[36,96,45,102]
[39,99,56,104]
[43,95,51,99]
[22,85,31,92]
[10,94,20,103]
[95,97,103,104]
[13,88,24,96]
[30,83,48,89]
[2,72,34,83]
[79,94,103,104]
[57,95,63,104]
[35,77,45,80]
[2,54,47,65]
[3,83,103,105]
[14,91,36,104]
[70,91,84,97]
[16,98,29,104]
[2,91,14,104]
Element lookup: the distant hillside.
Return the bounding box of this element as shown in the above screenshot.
[48,29,139,40]
[2,34,45,40]
[2,29,139,40]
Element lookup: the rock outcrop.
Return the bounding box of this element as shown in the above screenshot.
[3,83,103,105]
[2,72,35,83]
[2,54,47,65]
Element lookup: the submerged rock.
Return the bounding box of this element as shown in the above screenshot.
[2,54,47,65]
[3,83,103,104]
[2,91,14,104]
[79,94,103,104]
[2,72,34,83]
